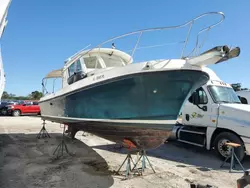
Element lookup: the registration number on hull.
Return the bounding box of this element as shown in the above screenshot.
[93,74,104,81]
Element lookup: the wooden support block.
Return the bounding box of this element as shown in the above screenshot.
[225,142,241,148]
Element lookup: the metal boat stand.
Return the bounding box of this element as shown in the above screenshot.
[37,120,50,139]
[132,150,155,175]
[53,124,70,159]
[115,152,140,179]
[220,142,245,173]
[115,150,155,179]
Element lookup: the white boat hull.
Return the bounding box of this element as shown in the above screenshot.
[39,66,209,149]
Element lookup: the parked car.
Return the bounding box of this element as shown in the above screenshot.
[0,101,19,115]
[5,101,41,116]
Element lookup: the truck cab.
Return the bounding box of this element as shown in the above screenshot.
[237,90,250,104]
[172,67,250,161]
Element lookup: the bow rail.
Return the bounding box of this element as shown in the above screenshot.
[81,12,225,61]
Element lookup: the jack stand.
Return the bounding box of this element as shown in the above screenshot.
[37,120,50,139]
[132,150,155,175]
[53,124,70,159]
[116,152,139,179]
[220,145,245,172]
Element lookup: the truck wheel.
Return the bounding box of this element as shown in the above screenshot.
[12,110,21,117]
[214,132,245,162]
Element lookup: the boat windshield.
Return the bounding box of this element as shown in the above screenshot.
[102,56,125,67]
[84,56,102,69]
[208,85,241,104]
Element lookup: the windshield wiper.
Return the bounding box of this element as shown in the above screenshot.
[218,100,230,103]
[218,101,241,104]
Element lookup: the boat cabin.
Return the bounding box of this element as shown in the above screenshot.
[42,48,132,94]
[63,48,132,87]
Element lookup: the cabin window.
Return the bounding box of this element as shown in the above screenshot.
[76,60,82,72]
[102,56,124,67]
[67,59,86,85]
[84,56,102,69]
[68,59,82,76]
[68,63,75,76]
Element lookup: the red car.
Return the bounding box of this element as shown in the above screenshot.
[6,101,41,116]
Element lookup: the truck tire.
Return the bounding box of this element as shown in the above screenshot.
[12,110,21,117]
[214,132,245,162]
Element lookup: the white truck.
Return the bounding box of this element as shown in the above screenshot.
[237,90,250,105]
[169,66,250,161]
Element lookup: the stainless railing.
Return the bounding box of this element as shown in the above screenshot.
[64,12,225,66]
[89,12,225,60]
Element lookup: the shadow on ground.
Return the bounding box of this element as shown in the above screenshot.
[91,141,250,173]
[0,133,114,188]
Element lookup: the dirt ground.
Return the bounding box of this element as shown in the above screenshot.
[0,116,250,188]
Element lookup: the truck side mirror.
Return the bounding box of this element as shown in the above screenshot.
[189,92,199,104]
[192,92,207,111]
[239,96,248,104]
[193,92,199,105]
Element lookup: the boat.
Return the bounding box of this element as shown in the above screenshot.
[39,12,240,150]
[0,0,12,99]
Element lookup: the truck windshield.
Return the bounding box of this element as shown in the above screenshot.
[208,85,241,103]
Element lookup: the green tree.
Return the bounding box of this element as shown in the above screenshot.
[29,91,43,100]
[2,91,9,99]
[1,91,41,100]
[1,91,16,99]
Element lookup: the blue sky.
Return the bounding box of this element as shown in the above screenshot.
[1,0,250,96]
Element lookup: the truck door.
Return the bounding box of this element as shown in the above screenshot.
[182,87,215,127]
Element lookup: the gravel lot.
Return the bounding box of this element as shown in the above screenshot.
[0,116,249,188]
